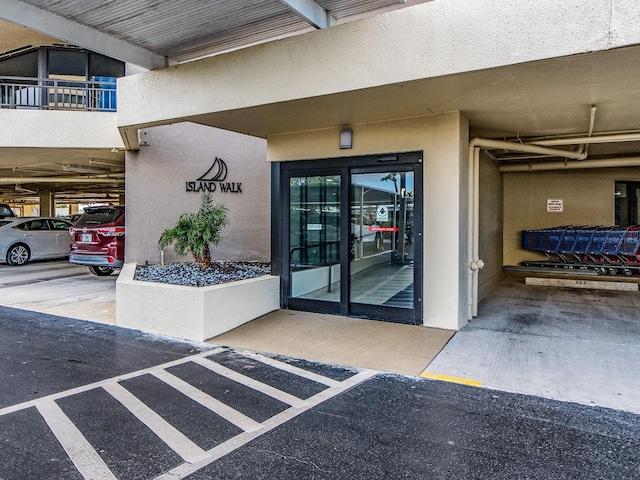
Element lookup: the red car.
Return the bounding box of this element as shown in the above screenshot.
[69,205,125,276]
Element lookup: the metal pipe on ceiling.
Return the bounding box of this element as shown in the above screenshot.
[0,177,122,184]
[500,157,640,172]
[469,137,588,160]
[528,132,640,146]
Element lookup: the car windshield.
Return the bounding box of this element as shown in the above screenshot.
[0,220,12,227]
[75,208,122,226]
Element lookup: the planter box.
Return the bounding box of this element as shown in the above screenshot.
[116,263,280,342]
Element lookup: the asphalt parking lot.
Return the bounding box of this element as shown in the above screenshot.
[2,261,640,477]
[1,305,639,479]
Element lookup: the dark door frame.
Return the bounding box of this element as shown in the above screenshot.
[271,151,423,324]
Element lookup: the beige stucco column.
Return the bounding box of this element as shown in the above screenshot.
[39,190,55,217]
[268,111,469,331]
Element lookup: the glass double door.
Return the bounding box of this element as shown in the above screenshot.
[285,162,421,324]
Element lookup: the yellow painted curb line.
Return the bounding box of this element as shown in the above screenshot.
[420,372,482,387]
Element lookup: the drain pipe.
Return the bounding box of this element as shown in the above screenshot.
[467,143,484,320]
[467,145,476,320]
[466,137,587,320]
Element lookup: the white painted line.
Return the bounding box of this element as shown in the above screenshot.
[154,370,376,480]
[525,276,638,291]
[150,369,262,433]
[0,348,224,418]
[192,356,306,408]
[102,382,206,464]
[36,399,117,480]
[239,350,341,387]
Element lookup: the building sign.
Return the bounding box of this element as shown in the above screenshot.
[186,157,243,193]
[547,199,563,212]
[376,205,389,222]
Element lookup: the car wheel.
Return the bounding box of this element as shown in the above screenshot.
[88,266,114,276]
[6,244,29,266]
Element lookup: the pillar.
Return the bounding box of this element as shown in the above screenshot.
[39,190,55,217]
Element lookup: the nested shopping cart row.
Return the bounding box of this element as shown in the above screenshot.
[521,226,640,276]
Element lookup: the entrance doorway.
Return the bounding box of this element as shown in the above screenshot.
[277,152,422,324]
[615,181,640,227]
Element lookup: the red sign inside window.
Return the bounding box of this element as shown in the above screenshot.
[368,226,399,233]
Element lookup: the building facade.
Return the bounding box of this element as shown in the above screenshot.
[3,0,640,333]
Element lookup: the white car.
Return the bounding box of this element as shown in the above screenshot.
[0,217,72,266]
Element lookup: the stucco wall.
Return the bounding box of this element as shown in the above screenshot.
[478,152,503,300]
[268,112,469,330]
[503,167,640,266]
[118,0,640,130]
[125,122,269,265]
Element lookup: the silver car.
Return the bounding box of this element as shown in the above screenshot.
[0,217,72,266]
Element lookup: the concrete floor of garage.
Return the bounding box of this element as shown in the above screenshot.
[2,260,639,414]
[426,271,640,414]
[0,260,116,324]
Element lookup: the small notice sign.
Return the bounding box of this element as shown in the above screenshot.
[376,206,389,222]
[547,199,563,212]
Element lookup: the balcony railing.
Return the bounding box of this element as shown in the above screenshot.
[0,76,116,112]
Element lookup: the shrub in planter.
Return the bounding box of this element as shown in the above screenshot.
[158,192,228,269]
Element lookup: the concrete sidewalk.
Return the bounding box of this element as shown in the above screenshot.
[209,309,454,376]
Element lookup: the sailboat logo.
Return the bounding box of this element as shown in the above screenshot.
[197,157,228,182]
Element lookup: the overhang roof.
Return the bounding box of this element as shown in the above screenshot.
[1,0,423,68]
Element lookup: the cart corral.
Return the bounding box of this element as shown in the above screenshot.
[522,226,640,276]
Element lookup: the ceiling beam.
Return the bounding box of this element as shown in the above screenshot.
[278,0,336,29]
[1,0,169,69]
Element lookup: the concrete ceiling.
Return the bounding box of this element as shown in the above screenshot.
[2,0,640,203]
[1,0,427,67]
[0,148,125,204]
[0,0,427,204]
[186,44,640,161]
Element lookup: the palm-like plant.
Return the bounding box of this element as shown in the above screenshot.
[158,193,228,269]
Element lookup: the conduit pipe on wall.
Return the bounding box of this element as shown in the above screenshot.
[466,137,590,320]
[466,146,484,319]
[499,157,640,172]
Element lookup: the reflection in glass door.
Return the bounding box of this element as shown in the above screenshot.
[350,171,414,311]
[281,152,422,324]
[289,174,341,302]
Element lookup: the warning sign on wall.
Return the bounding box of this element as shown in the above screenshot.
[547,199,563,212]
[376,205,389,222]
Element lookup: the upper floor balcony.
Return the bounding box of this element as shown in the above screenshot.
[0,76,116,112]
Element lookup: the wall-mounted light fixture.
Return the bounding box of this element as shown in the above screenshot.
[340,129,352,149]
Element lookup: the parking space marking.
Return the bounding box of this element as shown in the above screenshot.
[2,347,374,479]
[36,399,117,480]
[149,369,263,432]
[192,356,308,408]
[0,348,226,418]
[102,382,207,463]
[241,350,342,387]
[154,370,375,480]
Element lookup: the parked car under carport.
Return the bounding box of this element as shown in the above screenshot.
[69,205,125,276]
[0,217,72,265]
